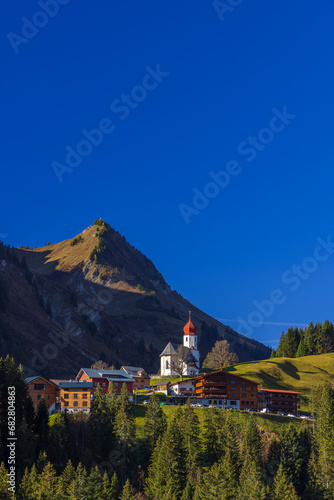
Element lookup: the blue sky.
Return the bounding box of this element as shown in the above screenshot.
[1,1,334,349]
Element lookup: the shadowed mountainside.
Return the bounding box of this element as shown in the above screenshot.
[0,220,271,378]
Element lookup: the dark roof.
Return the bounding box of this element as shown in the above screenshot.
[121,366,150,378]
[59,382,93,389]
[25,376,59,388]
[194,369,259,385]
[159,342,181,356]
[76,368,134,382]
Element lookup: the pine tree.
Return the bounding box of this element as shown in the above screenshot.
[120,478,136,500]
[114,383,135,484]
[17,464,39,500]
[145,418,186,500]
[272,464,300,500]
[89,384,113,462]
[38,461,58,499]
[296,337,306,358]
[56,460,76,498]
[236,453,266,499]
[196,450,237,500]
[34,397,49,455]
[315,382,334,496]
[85,465,103,499]
[0,462,12,499]
[109,471,119,500]
[242,415,262,467]
[144,392,167,451]
[202,408,225,466]
[181,401,201,474]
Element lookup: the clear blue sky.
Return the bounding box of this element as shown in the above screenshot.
[2,1,334,350]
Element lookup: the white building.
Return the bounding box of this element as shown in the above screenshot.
[160,313,200,377]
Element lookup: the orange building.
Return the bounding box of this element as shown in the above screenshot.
[58,381,93,412]
[25,376,59,412]
[195,370,259,409]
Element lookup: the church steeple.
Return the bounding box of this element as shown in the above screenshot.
[183,311,197,336]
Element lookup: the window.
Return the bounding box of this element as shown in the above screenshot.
[73,401,78,407]
[242,394,246,398]
[230,401,237,406]
[242,401,245,406]
[83,401,87,407]
[186,337,188,341]
[102,383,106,387]
[37,395,42,400]
[73,394,78,399]
[231,393,236,397]
[82,393,87,399]
[251,401,254,406]
[64,402,69,407]
[34,384,45,390]
[246,401,249,406]
[230,381,235,384]
[47,395,50,399]
[166,360,169,369]
[213,400,217,405]
[231,387,236,390]
[64,393,69,399]
[209,400,212,405]
[219,400,222,405]
[94,382,98,386]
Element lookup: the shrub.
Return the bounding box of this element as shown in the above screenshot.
[94,219,104,226]
[148,291,156,297]
[137,284,144,291]
[70,235,84,247]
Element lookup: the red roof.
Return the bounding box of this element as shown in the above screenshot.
[183,314,197,335]
[258,388,302,394]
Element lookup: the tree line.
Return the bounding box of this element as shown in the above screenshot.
[272,321,334,359]
[1,356,334,498]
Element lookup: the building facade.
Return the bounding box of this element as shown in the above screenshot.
[195,370,259,409]
[58,381,93,413]
[76,368,134,394]
[26,376,59,412]
[120,366,150,390]
[160,313,200,377]
[258,388,301,416]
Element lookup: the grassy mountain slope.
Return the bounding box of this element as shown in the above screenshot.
[0,221,271,378]
[225,353,334,411]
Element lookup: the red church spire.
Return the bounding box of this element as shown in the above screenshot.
[183,311,197,336]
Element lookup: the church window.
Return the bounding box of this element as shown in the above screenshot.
[166,360,169,369]
[186,337,188,341]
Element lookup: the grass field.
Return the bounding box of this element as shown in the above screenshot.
[225,353,334,411]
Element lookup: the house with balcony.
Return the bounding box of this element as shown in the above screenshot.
[258,388,301,416]
[195,370,259,409]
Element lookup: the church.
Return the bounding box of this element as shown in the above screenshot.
[160,313,200,377]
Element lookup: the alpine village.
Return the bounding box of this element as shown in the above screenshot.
[1,221,334,499]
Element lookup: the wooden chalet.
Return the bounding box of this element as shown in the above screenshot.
[195,370,259,409]
[258,388,301,416]
[120,366,150,390]
[25,376,59,412]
